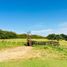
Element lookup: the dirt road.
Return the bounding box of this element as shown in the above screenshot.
[0,46,32,62]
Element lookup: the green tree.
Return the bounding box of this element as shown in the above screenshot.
[55,35,61,41]
[60,34,67,41]
[47,34,56,40]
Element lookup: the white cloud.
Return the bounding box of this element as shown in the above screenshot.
[31,29,53,36]
[31,22,67,36]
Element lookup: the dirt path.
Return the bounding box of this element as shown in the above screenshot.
[0,46,32,62]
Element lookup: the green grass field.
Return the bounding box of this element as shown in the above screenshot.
[0,39,67,67]
[0,39,26,49]
[0,58,67,67]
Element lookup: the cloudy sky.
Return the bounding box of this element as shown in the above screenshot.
[0,0,67,36]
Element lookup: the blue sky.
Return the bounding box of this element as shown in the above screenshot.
[0,0,67,36]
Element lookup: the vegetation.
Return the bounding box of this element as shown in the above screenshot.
[0,29,67,67]
[0,39,67,67]
[0,30,17,39]
[0,29,67,41]
[0,39,26,49]
[0,58,67,67]
[0,29,45,39]
[47,34,67,41]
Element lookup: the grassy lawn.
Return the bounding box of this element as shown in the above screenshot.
[0,39,67,67]
[0,39,48,49]
[0,39,26,49]
[0,39,66,49]
[0,58,67,67]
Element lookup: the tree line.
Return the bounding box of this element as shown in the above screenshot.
[0,29,45,39]
[47,34,67,41]
[0,29,67,40]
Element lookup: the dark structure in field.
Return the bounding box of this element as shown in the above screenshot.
[26,32,60,46]
[27,32,32,46]
[32,41,60,46]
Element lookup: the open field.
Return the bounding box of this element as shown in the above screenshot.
[0,39,67,67]
[0,39,26,49]
[0,39,67,49]
[0,39,49,49]
[0,58,67,67]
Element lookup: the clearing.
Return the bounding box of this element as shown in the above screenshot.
[0,46,32,62]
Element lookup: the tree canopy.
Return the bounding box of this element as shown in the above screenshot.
[47,34,67,41]
[0,29,67,40]
[0,29,45,39]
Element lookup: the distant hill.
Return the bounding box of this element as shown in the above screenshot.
[0,29,67,40]
[0,29,45,39]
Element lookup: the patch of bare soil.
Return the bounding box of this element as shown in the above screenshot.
[0,46,33,62]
